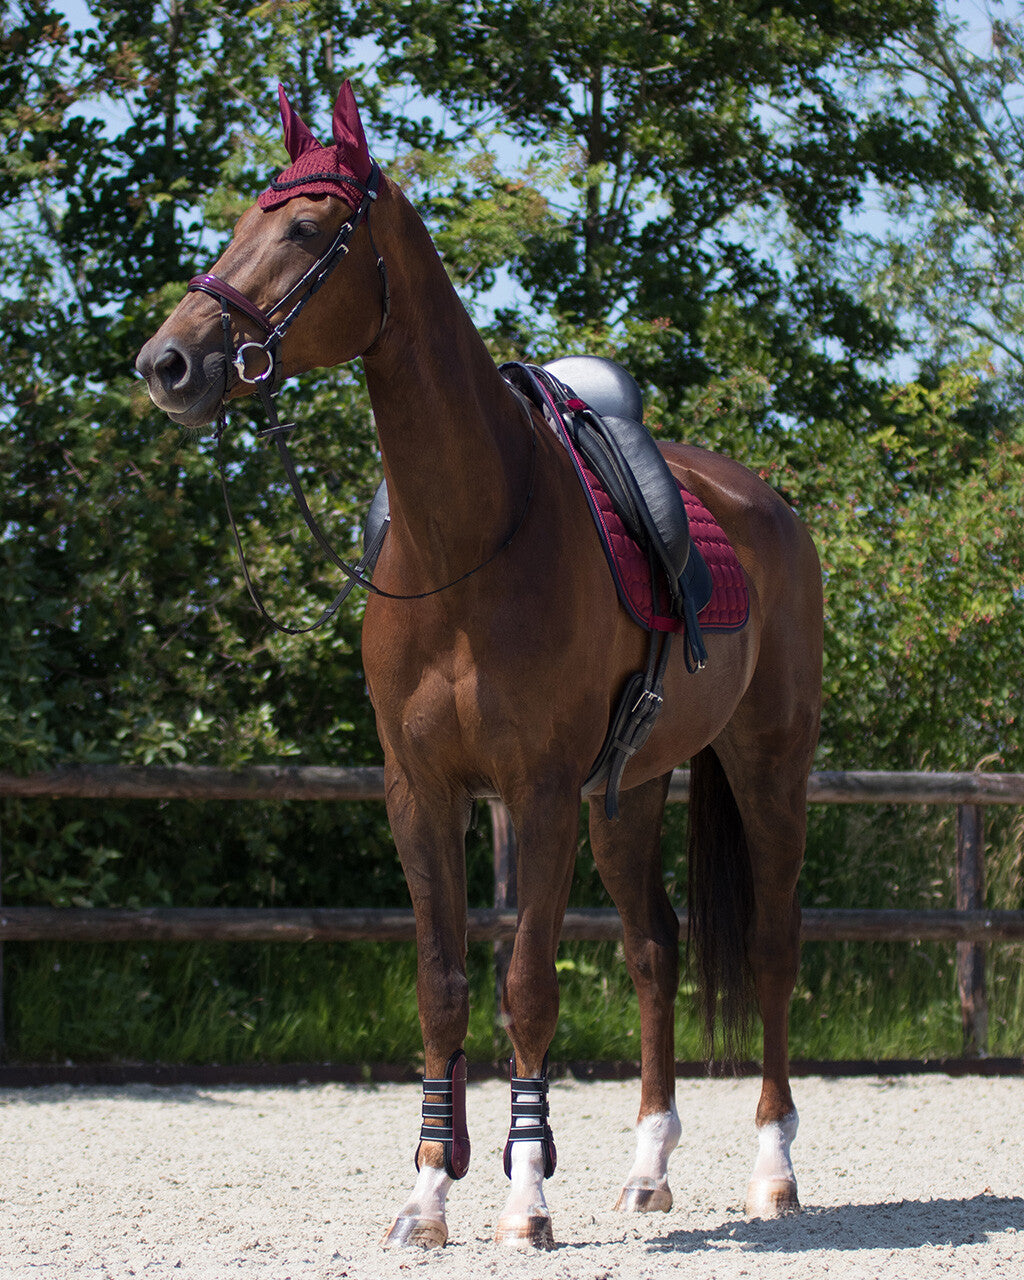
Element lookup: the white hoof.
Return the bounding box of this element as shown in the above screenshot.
[745,1177,800,1218]
[494,1211,555,1249]
[382,1163,452,1249]
[381,1214,448,1248]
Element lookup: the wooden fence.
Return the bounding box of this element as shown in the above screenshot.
[1,766,1023,1056]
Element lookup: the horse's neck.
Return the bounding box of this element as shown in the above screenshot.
[362,184,530,576]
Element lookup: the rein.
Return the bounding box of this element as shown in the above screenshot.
[193,163,537,633]
[215,388,537,635]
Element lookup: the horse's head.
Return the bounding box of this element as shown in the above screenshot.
[136,81,389,428]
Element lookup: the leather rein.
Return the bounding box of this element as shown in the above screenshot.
[190,162,537,635]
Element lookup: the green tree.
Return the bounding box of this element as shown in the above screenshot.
[367,0,955,425]
[0,1,395,910]
[2,0,1023,1065]
[838,0,1024,401]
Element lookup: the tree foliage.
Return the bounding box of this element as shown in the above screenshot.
[842,1,1024,393]
[370,0,955,423]
[0,0,1021,932]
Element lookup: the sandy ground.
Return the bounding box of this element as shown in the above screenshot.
[0,1074,1021,1279]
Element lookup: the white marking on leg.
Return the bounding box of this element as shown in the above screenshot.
[505,1140,550,1219]
[746,1108,800,1218]
[496,1084,553,1247]
[382,1164,452,1248]
[627,1104,682,1181]
[404,1162,453,1221]
[614,1104,681,1211]
[752,1108,798,1183]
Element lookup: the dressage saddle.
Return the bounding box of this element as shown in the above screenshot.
[511,356,712,631]
[365,355,710,634]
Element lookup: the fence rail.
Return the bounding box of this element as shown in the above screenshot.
[2,765,1023,1055]
[4,764,1024,805]
[0,905,1022,944]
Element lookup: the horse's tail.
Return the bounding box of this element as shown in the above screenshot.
[687,744,756,1060]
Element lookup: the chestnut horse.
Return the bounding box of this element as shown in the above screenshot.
[137,82,822,1250]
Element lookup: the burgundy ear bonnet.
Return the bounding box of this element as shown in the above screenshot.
[258,80,373,211]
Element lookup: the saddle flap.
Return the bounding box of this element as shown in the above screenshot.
[363,478,391,570]
[570,408,712,617]
[573,419,645,547]
[585,413,692,587]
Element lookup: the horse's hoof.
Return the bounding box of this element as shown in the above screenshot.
[745,1178,800,1218]
[381,1214,448,1248]
[494,1213,555,1249]
[614,1177,673,1212]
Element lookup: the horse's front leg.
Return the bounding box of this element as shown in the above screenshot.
[494,784,581,1250]
[381,776,473,1250]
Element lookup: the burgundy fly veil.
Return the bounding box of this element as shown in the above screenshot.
[258,80,373,211]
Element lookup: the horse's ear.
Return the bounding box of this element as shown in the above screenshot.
[277,84,320,161]
[332,79,372,182]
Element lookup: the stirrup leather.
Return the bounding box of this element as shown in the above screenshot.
[502,1056,557,1179]
[416,1049,471,1179]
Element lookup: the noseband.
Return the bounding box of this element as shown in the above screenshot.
[187,161,389,391]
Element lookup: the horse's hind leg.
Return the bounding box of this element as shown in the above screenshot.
[589,772,682,1213]
[706,718,816,1218]
[738,775,804,1217]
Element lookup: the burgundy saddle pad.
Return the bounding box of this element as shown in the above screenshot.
[580,459,749,636]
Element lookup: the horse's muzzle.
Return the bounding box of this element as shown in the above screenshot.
[135,335,227,428]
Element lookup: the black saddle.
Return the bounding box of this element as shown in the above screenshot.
[363,355,711,640]
[539,356,712,626]
[542,354,644,421]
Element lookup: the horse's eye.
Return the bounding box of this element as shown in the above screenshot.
[290,219,321,241]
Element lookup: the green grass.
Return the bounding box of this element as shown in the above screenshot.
[5,934,1024,1065]
[4,803,1022,1066]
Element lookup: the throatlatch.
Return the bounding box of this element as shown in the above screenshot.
[503,1056,557,1179]
[416,1049,471,1180]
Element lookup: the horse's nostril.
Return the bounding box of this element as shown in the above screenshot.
[153,343,190,391]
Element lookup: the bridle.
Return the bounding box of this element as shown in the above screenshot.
[185,160,537,635]
[187,162,390,395]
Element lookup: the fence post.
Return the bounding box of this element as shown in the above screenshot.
[489,800,516,1034]
[956,803,987,1056]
